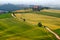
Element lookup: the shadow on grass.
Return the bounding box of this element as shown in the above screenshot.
[54,29,60,36]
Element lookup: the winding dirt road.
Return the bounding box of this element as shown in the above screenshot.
[45,27,60,40]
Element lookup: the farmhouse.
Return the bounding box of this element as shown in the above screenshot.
[32,5,49,11]
[32,5,43,11]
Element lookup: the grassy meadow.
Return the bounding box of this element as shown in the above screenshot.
[0,13,12,19]
[0,9,60,40]
[15,9,60,36]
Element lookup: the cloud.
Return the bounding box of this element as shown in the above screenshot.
[0,0,60,5]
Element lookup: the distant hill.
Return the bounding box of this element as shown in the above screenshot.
[43,5,60,10]
[0,4,47,11]
[1,4,60,11]
[0,10,7,14]
[0,4,30,11]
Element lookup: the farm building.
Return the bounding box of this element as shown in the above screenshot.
[32,5,43,11]
[32,5,49,11]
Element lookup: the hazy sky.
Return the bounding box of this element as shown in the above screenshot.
[0,0,60,5]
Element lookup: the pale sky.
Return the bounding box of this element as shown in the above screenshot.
[0,0,60,5]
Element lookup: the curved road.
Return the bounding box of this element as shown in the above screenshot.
[45,27,60,40]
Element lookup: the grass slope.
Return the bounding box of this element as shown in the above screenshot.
[15,13,60,36]
[0,13,57,40]
[36,11,60,18]
[0,13,12,19]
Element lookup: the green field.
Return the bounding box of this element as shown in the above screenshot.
[0,13,12,19]
[0,10,60,40]
[36,12,60,18]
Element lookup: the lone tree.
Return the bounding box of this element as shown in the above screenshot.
[23,19,26,22]
[13,13,16,17]
[38,22,43,27]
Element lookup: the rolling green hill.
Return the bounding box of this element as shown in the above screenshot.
[0,13,57,40]
[15,9,60,37]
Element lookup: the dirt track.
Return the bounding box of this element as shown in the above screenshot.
[45,27,60,40]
